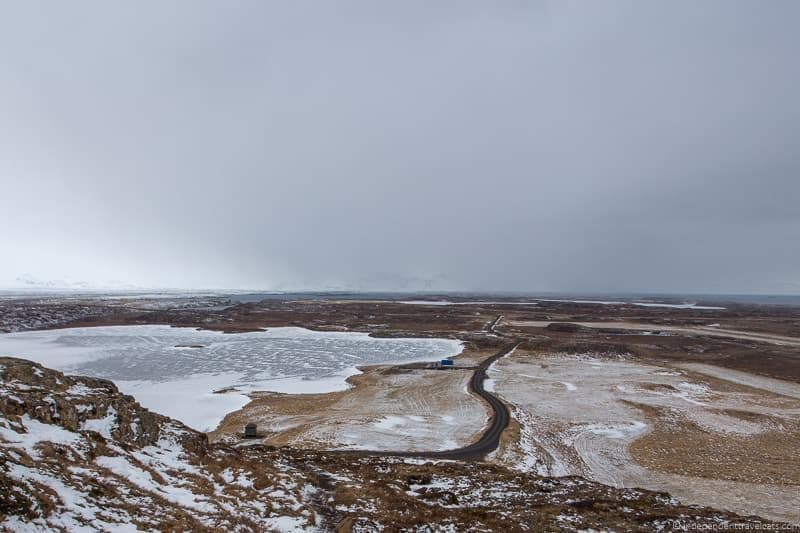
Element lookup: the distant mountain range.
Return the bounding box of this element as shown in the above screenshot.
[7,274,144,292]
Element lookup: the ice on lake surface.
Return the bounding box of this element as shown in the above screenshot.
[0,325,462,432]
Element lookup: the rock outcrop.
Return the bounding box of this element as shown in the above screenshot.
[0,357,316,531]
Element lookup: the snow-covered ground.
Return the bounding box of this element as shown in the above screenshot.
[0,325,462,431]
[0,369,319,531]
[399,300,538,306]
[632,302,725,310]
[489,351,800,524]
[534,299,725,309]
[399,298,725,309]
[0,357,767,532]
[233,363,489,453]
[215,346,495,452]
[330,368,485,452]
[489,352,723,480]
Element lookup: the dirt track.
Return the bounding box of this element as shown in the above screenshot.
[510,320,800,347]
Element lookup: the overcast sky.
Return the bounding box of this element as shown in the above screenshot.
[1,1,798,294]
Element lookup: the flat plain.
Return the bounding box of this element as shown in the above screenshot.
[1,293,799,528]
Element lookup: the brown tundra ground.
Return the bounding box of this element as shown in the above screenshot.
[2,293,800,528]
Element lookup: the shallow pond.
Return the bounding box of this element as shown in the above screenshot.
[0,325,462,431]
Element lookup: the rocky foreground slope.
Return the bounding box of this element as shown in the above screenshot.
[0,357,779,532]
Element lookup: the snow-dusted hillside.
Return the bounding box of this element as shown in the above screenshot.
[0,358,317,531]
[0,357,778,532]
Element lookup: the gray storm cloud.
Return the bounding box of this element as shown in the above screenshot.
[1,1,798,293]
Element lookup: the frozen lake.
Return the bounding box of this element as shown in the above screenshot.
[0,325,462,431]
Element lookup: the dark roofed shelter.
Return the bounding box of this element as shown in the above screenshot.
[244,423,257,439]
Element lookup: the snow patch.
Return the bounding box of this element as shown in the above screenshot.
[373,415,425,430]
[96,454,213,512]
[81,406,117,439]
[583,421,647,440]
[265,516,309,532]
[0,415,83,459]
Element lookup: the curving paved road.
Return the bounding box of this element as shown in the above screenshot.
[339,340,519,461]
[426,341,518,460]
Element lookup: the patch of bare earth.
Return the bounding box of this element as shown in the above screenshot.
[487,349,800,524]
[629,402,800,485]
[210,345,494,452]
